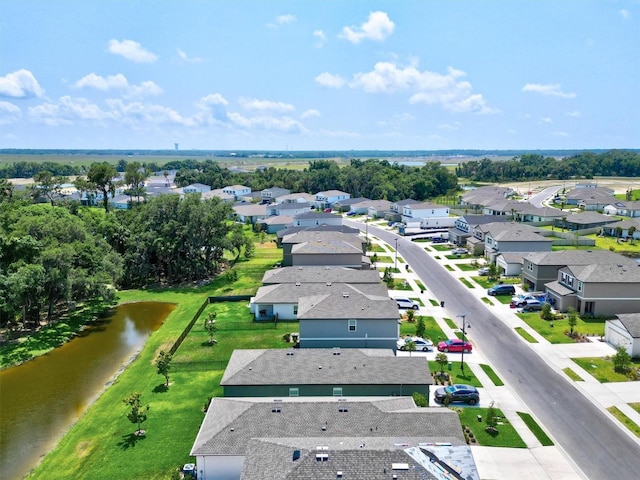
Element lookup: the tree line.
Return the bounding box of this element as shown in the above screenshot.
[456,150,640,182]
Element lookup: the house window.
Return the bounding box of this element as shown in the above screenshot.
[585,302,595,314]
[293,304,298,315]
[527,262,533,271]
[289,388,299,397]
[348,319,356,332]
[578,281,583,292]
[333,387,343,396]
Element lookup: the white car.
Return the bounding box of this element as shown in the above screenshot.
[394,297,420,310]
[397,336,434,352]
[451,248,469,255]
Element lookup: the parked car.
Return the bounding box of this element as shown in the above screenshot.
[434,384,480,405]
[431,237,447,243]
[487,284,516,296]
[510,293,547,307]
[323,208,332,213]
[394,297,420,310]
[451,248,468,255]
[518,299,545,312]
[397,336,433,352]
[437,338,473,353]
[478,266,490,276]
[345,211,357,216]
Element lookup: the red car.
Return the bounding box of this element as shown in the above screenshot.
[437,338,472,353]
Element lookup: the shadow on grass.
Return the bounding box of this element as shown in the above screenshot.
[117,432,147,450]
[152,383,168,393]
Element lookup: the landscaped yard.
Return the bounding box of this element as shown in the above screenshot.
[572,357,640,383]
[457,407,527,448]
[399,316,447,344]
[517,312,606,343]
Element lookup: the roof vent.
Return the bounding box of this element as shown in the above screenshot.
[333,347,341,355]
[316,453,329,461]
[292,450,300,461]
[318,365,322,369]
[296,282,301,286]
[272,407,282,413]
[326,282,332,286]
[336,472,343,478]
[342,292,349,298]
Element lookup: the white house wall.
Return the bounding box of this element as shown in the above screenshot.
[197,455,244,480]
[605,319,637,357]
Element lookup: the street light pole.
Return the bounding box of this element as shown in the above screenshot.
[394,237,398,271]
[457,313,469,375]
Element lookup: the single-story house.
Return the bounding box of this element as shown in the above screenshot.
[190,397,474,480]
[554,211,618,231]
[183,183,211,194]
[203,188,235,203]
[232,203,267,224]
[601,219,640,240]
[292,211,342,228]
[220,348,433,397]
[275,224,360,244]
[256,215,294,234]
[366,199,393,218]
[496,252,525,277]
[261,266,382,286]
[565,187,614,207]
[333,197,370,212]
[479,223,552,262]
[268,202,313,217]
[605,314,640,358]
[460,186,514,210]
[276,192,316,204]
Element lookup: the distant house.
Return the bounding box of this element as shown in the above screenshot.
[222,185,251,200]
[220,348,433,397]
[281,231,367,268]
[333,197,369,212]
[448,215,511,246]
[110,194,144,210]
[190,397,474,480]
[468,222,551,260]
[268,202,312,217]
[275,192,316,204]
[460,186,514,210]
[545,262,640,315]
[601,219,640,240]
[255,215,294,234]
[183,183,211,194]
[314,189,350,209]
[275,224,360,244]
[232,203,267,224]
[522,250,635,292]
[564,187,614,207]
[555,211,616,231]
[366,199,393,218]
[261,266,382,286]
[402,202,449,222]
[203,188,235,203]
[292,211,342,228]
[260,187,290,203]
[605,314,640,358]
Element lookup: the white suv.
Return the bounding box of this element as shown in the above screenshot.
[394,297,420,310]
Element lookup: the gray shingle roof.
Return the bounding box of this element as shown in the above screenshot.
[525,250,635,266]
[220,348,432,387]
[282,231,364,247]
[297,284,398,319]
[566,263,640,282]
[291,239,363,255]
[190,397,466,457]
[615,314,640,338]
[262,266,382,285]
[277,225,361,239]
[252,282,388,304]
[563,211,616,225]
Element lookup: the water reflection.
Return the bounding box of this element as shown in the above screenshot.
[0,302,174,480]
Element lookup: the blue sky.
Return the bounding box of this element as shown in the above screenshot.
[1,1,638,151]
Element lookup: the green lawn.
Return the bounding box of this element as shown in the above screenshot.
[607,406,640,438]
[480,364,504,386]
[458,408,527,448]
[473,277,521,288]
[562,367,583,381]
[456,263,480,271]
[516,412,554,446]
[428,361,482,387]
[518,312,605,343]
[459,278,475,288]
[514,326,538,343]
[399,316,447,344]
[572,357,640,383]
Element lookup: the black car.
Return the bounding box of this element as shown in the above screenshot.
[434,384,480,405]
[487,284,515,296]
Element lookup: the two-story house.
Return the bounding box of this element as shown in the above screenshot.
[280,231,367,268]
[267,202,312,217]
[260,186,290,204]
[222,184,251,200]
[448,215,511,246]
[314,189,350,210]
[183,183,211,194]
[292,211,342,228]
[401,202,450,227]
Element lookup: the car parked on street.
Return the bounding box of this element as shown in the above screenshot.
[487,284,515,296]
[397,336,433,352]
[434,384,480,405]
[437,338,473,353]
[451,247,468,255]
[394,297,420,310]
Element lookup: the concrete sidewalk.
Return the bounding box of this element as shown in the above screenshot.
[367,225,640,479]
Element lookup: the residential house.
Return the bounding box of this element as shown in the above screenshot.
[448,215,511,246]
[386,199,420,222]
[314,189,351,209]
[297,283,399,349]
[275,224,360,244]
[482,200,564,223]
[564,187,614,207]
[601,219,640,240]
[496,253,526,277]
[333,197,370,212]
[522,250,636,292]
[220,348,433,397]
[256,215,294,234]
[190,397,475,480]
[232,203,267,224]
[468,222,552,260]
[401,202,450,227]
[281,231,367,268]
[260,186,290,204]
[605,314,640,358]
[250,281,389,321]
[292,211,342,228]
[268,202,313,217]
[222,184,251,200]
[545,262,640,315]
[604,200,640,218]
[460,186,514,211]
[183,183,211,194]
[261,266,382,286]
[554,211,616,231]
[276,192,316,204]
[203,188,235,203]
[366,199,393,218]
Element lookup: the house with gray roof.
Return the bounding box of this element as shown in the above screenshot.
[220,348,432,397]
[605,313,640,358]
[190,397,475,480]
[601,218,640,241]
[276,192,316,204]
[545,262,640,315]
[222,184,252,200]
[250,282,388,321]
[366,199,393,218]
[460,186,514,211]
[281,231,367,268]
[314,190,351,209]
[401,202,449,226]
[448,215,512,246]
[297,283,399,350]
[333,197,370,212]
[260,186,290,203]
[293,211,343,228]
[564,186,614,206]
[268,202,312,217]
[276,224,360,243]
[256,215,294,234]
[470,222,552,261]
[262,266,382,286]
[203,188,235,203]
[232,203,267,224]
[555,211,617,231]
[522,249,636,291]
[183,183,211,194]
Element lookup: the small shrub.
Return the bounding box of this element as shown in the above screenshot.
[412,392,428,407]
[282,333,291,343]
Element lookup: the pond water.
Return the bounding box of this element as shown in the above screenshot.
[0,302,175,480]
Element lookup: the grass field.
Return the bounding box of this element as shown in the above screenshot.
[572,357,640,383]
[517,312,605,343]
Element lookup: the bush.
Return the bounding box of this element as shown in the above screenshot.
[412,392,428,407]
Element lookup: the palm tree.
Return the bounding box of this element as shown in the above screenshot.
[628,226,636,245]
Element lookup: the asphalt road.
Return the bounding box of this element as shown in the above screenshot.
[350,221,640,480]
[529,185,562,208]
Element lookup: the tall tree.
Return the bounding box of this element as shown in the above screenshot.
[32,171,68,206]
[87,162,118,212]
[124,161,148,205]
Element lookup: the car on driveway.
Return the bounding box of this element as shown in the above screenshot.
[437,338,473,353]
[451,247,468,255]
[397,336,433,352]
[487,284,515,296]
[478,266,490,276]
[434,384,480,405]
[394,297,420,310]
[431,237,447,243]
[518,299,545,312]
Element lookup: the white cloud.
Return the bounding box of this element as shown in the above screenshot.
[340,11,394,44]
[106,99,194,126]
[315,72,347,88]
[0,101,22,124]
[108,39,158,63]
[619,9,630,19]
[177,49,204,63]
[522,83,576,99]
[313,30,326,47]
[199,93,229,107]
[74,73,162,98]
[565,110,581,117]
[227,112,305,133]
[336,61,496,113]
[267,14,296,28]
[539,117,553,124]
[0,69,44,98]
[29,96,113,126]
[300,109,321,119]
[438,121,461,131]
[239,97,295,113]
